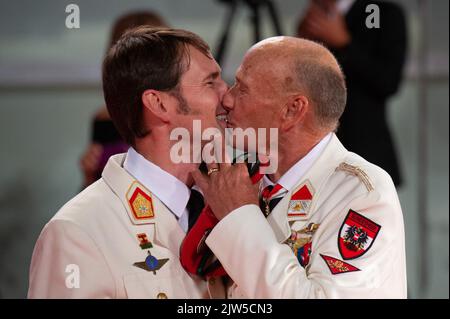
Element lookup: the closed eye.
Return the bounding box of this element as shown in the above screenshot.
[203,71,221,85]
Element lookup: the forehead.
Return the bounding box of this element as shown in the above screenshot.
[182,45,220,80]
[237,50,278,84]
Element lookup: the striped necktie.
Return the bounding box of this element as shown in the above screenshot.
[259,184,287,217]
[187,189,205,231]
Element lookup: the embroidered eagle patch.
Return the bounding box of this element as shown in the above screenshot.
[338,210,381,260]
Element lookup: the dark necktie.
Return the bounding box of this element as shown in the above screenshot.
[187,189,205,231]
[259,184,287,217]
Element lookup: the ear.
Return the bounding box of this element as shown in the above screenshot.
[280,95,309,132]
[142,89,170,123]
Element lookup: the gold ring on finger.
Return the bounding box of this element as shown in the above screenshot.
[207,167,220,176]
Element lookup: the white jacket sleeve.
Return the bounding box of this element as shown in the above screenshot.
[28,219,116,298]
[205,190,406,299]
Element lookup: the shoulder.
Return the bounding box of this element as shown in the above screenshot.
[344,151,394,185]
[317,152,404,248]
[330,151,398,202]
[51,179,121,233]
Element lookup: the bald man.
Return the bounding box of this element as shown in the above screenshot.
[192,37,407,298]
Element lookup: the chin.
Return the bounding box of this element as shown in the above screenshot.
[217,120,227,132]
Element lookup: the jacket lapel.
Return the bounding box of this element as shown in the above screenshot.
[102,154,185,257]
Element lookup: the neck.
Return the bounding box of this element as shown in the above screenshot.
[268,130,329,182]
[135,132,198,187]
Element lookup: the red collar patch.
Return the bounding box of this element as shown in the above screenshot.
[320,254,360,275]
[338,210,381,260]
[288,182,314,217]
[127,185,154,220]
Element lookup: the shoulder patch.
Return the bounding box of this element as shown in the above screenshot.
[338,210,381,260]
[335,162,374,192]
[320,254,360,275]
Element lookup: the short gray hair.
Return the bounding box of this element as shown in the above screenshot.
[294,59,347,129]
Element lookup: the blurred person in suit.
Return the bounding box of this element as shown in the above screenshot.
[80,11,169,188]
[297,0,407,186]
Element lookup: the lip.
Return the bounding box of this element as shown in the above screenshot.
[216,112,229,128]
[216,113,228,121]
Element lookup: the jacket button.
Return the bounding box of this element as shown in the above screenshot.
[157,292,168,299]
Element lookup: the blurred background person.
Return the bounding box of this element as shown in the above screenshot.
[297,0,407,186]
[79,10,169,188]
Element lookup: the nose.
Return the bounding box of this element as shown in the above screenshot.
[222,86,234,111]
[219,80,229,98]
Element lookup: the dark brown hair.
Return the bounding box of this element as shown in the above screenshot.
[108,11,168,49]
[102,27,210,147]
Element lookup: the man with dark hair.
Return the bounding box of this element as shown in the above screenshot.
[191,37,407,298]
[28,27,228,298]
[80,11,169,189]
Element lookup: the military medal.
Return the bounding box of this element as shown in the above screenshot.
[134,251,169,275]
[137,233,153,249]
[262,197,271,217]
[144,251,162,274]
[134,233,169,274]
[284,223,320,268]
[260,184,285,217]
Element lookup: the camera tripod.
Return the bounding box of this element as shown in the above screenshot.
[215,0,284,65]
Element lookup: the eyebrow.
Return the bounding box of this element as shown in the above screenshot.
[203,71,221,82]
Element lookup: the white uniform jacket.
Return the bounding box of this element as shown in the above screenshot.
[206,134,407,298]
[28,154,224,298]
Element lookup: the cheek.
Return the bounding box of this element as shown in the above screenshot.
[238,95,262,118]
[189,92,219,113]
[246,100,276,128]
[235,95,251,113]
[205,88,222,104]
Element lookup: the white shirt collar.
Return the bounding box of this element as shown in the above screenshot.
[263,133,333,191]
[337,0,356,15]
[123,147,190,219]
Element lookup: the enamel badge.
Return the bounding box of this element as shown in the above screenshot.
[126,182,154,220]
[320,254,360,275]
[288,181,314,218]
[285,223,319,268]
[133,235,169,275]
[133,250,169,275]
[137,233,153,250]
[338,210,381,260]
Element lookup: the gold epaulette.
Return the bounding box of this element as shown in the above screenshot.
[335,162,374,192]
